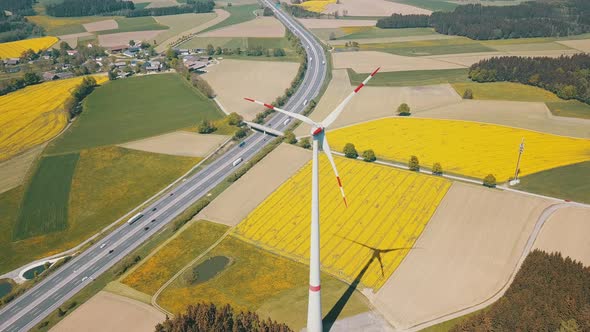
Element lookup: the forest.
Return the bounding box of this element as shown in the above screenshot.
[154,302,293,332]
[0,12,43,43]
[45,0,135,17]
[469,54,590,104]
[377,0,590,39]
[122,1,215,17]
[451,250,590,331]
[0,0,36,15]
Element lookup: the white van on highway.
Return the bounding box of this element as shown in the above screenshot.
[232,158,243,167]
[303,99,308,106]
[283,118,290,126]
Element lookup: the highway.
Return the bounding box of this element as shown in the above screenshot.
[0,1,326,331]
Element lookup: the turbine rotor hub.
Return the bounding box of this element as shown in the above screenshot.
[311,127,324,136]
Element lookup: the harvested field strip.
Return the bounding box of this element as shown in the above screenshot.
[153,12,217,45]
[14,153,79,240]
[516,161,590,204]
[0,75,109,161]
[122,220,229,295]
[0,143,46,195]
[158,235,369,330]
[546,100,590,120]
[347,68,469,86]
[452,82,561,102]
[234,157,451,289]
[47,73,223,154]
[0,36,58,59]
[26,16,118,35]
[349,38,495,56]
[329,118,590,181]
[96,17,168,35]
[337,27,437,40]
[199,4,258,34]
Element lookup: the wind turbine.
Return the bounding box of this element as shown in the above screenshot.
[244,67,380,332]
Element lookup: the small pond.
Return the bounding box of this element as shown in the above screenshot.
[193,256,230,284]
[23,262,51,280]
[0,279,13,299]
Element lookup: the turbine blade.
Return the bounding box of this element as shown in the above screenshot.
[243,98,316,126]
[321,67,380,128]
[322,136,348,207]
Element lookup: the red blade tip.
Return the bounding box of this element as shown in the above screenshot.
[244,97,254,102]
[371,67,381,76]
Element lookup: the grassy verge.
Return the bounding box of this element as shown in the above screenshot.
[14,153,79,240]
[515,161,590,204]
[46,73,224,154]
[348,68,469,86]
[546,100,590,120]
[200,4,259,34]
[420,310,483,332]
[158,235,370,331]
[451,82,561,102]
[121,220,229,295]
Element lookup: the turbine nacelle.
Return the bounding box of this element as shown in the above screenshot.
[311,127,324,136]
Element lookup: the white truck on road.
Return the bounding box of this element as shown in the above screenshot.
[232,158,243,167]
[127,213,144,225]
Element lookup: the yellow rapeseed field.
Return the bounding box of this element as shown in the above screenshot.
[0,75,108,161]
[233,157,451,290]
[328,118,590,181]
[0,36,58,59]
[296,0,336,13]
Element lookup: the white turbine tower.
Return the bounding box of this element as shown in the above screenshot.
[244,67,380,332]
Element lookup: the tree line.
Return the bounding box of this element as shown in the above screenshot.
[0,0,36,15]
[205,44,286,57]
[451,250,590,331]
[44,0,214,17]
[0,5,44,42]
[469,53,590,104]
[155,302,293,332]
[377,0,590,40]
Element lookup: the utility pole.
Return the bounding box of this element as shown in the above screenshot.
[509,137,525,186]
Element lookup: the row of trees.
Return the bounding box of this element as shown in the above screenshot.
[377,0,590,40]
[469,53,590,104]
[205,44,287,57]
[155,302,293,332]
[122,0,215,17]
[451,250,590,331]
[0,72,42,96]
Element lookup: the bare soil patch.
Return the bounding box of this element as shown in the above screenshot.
[0,144,46,194]
[98,30,162,48]
[416,100,590,139]
[295,69,462,136]
[58,32,93,48]
[200,17,285,38]
[297,18,376,29]
[557,39,590,53]
[534,206,590,266]
[333,51,465,73]
[147,0,180,8]
[201,59,299,120]
[197,143,311,226]
[324,0,431,16]
[51,291,164,332]
[83,19,118,32]
[119,131,228,157]
[373,182,552,330]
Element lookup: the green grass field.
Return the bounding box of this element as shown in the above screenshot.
[96,17,169,35]
[122,220,229,295]
[200,4,259,34]
[46,74,223,154]
[0,147,199,274]
[342,38,495,56]
[347,68,469,86]
[26,15,119,36]
[14,154,79,240]
[516,161,590,204]
[158,235,369,330]
[452,82,562,102]
[546,100,590,119]
[392,0,457,11]
[336,27,437,40]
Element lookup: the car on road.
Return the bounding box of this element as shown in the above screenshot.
[239,141,246,147]
[99,243,107,249]
[108,249,114,254]
[81,276,88,282]
[144,226,150,231]
[152,207,157,212]
[151,219,156,223]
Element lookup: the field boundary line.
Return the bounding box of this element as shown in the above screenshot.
[151,226,236,316]
[0,137,233,283]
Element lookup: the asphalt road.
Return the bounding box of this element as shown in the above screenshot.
[0,2,327,331]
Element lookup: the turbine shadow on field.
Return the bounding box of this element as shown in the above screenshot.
[322,236,416,331]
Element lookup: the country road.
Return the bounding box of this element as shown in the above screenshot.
[0,1,327,330]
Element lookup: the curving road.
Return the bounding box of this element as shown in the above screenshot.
[0,2,327,331]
